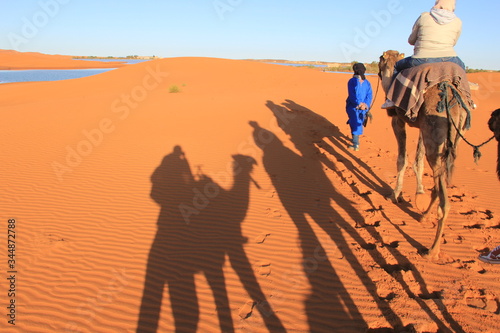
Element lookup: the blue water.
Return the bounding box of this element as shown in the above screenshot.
[0,59,150,84]
[0,68,116,84]
[75,58,150,65]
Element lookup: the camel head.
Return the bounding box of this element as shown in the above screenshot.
[378,50,405,94]
[231,154,260,188]
[232,154,257,174]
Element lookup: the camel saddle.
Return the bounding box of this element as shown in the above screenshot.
[387,62,474,121]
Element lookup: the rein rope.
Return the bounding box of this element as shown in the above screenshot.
[364,74,381,125]
[438,81,495,162]
[369,74,381,111]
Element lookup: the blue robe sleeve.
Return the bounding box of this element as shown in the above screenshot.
[363,81,373,109]
[346,78,359,107]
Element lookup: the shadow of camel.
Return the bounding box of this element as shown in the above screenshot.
[136,146,285,332]
[260,100,464,332]
[250,121,370,331]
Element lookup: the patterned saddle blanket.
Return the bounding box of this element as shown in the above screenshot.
[387,62,474,120]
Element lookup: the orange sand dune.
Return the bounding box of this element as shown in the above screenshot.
[0,49,125,69]
[0,54,499,332]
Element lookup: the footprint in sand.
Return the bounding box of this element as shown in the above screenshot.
[462,261,486,274]
[266,208,281,218]
[361,205,385,227]
[255,261,271,276]
[460,209,497,228]
[266,190,276,198]
[464,293,499,313]
[473,244,489,253]
[376,286,396,301]
[453,235,464,244]
[383,239,400,248]
[255,233,270,244]
[238,301,255,319]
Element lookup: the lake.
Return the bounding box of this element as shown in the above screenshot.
[0,60,374,84]
[75,58,149,65]
[0,68,117,84]
[0,59,150,84]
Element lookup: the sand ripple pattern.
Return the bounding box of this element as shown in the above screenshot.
[1,56,499,332]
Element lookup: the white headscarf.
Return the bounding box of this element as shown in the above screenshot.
[433,0,456,12]
[431,0,457,24]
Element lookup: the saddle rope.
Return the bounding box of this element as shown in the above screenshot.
[438,81,495,162]
[363,74,381,125]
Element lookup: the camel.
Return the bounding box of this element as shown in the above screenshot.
[488,108,500,179]
[378,50,472,259]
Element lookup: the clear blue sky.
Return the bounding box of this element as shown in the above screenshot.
[1,0,499,70]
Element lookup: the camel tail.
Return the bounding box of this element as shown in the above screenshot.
[444,141,457,184]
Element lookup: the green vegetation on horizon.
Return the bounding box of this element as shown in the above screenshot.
[327,61,499,74]
[73,55,157,60]
[325,61,379,74]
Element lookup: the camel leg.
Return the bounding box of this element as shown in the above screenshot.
[419,116,450,258]
[414,133,425,195]
[422,183,439,218]
[419,133,442,224]
[391,116,408,202]
[418,165,444,258]
[413,133,431,212]
[428,105,461,258]
[427,172,450,259]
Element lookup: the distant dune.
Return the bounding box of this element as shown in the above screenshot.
[1,50,499,332]
[0,49,126,69]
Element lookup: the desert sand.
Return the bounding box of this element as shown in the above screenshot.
[0,50,499,332]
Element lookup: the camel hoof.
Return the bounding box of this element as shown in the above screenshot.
[419,248,439,261]
[388,192,404,204]
[415,193,430,212]
[420,220,436,229]
[422,250,454,264]
[419,213,435,228]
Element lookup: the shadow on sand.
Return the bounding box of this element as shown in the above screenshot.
[135,99,463,332]
[248,100,463,332]
[136,146,285,332]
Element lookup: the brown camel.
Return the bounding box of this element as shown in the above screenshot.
[378,50,471,259]
[488,108,500,180]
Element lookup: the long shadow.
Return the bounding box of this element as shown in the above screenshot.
[268,99,420,220]
[136,146,199,332]
[261,100,463,332]
[251,121,379,331]
[137,146,285,332]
